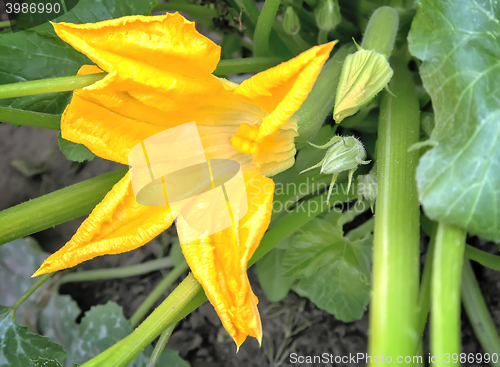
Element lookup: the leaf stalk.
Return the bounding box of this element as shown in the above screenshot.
[368,53,420,360]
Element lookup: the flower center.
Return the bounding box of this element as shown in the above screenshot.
[230,123,260,156]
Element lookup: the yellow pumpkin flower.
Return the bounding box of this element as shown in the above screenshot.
[32,13,334,347]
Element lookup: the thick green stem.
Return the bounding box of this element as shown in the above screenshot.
[147,324,176,367]
[10,273,52,315]
[59,257,173,284]
[462,259,500,366]
[253,0,281,56]
[0,73,105,100]
[130,262,189,328]
[465,245,500,272]
[152,3,218,17]
[0,168,127,246]
[294,43,354,147]
[0,106,60,130]
[360,6,399,55]
[368,54,421,361]
[81,189,355,367]
[213,57,282,75]
[431,223,466,366]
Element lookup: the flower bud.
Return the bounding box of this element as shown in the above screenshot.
[314,0,341,31]
[283,6,301,36]
[357,168,377,211]
[321,136,368,174]
[300,135,370,202]
[333,48,393,123]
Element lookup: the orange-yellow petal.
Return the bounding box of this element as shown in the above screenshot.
[180,170,274,346]
[48,14,334,349]
[53,14,230,115]
[61,88,168,164]
[55,14,249,166]
[53,13,220,80]
[33,171,174,276]
[234,42,336,139]
[61,80,264,166]
[255,118,299,176]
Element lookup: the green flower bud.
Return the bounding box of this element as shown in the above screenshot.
[283,6,301,36]
[357,168,377,211]
[333,46,393,123]
[300,135,370,203]
[314,0,341,31]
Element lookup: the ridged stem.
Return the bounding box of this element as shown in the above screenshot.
[0,168,127,246]
[368,53,421,361]
[0,73,105,99]
[431,223,466,366]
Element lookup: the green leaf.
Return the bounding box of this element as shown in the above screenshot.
[0,0,159,114]
[408,0,500,241]
[256,246,295,303]
[282,211,345,278]
[30,358,63,367]
[0,238,48,326]
[58,134,96,163]
[294,234,372,321]
[0,31,89,114]
[282,210,372,321]
[67,302,137,366]
[154,349,189,367]
[0,306,66,367]
[26,0,159,36]
[38,295,80,354]
[66,302,186,367]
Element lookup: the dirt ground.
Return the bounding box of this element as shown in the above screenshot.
[1,121,499,366]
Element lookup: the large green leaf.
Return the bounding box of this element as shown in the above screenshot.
[38,295,80,355]
[30,358,64,367]
[282,210,372,321]
[256,245,295,303]
[58,134,96,163]
[0,31,88,114]
[66,302,186,367]
[67,302,135,367]
[408,0,500,240]
[0,238,48,327]
[23,0,158,36]
[0,0,159,114]
[0,306,66,367]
